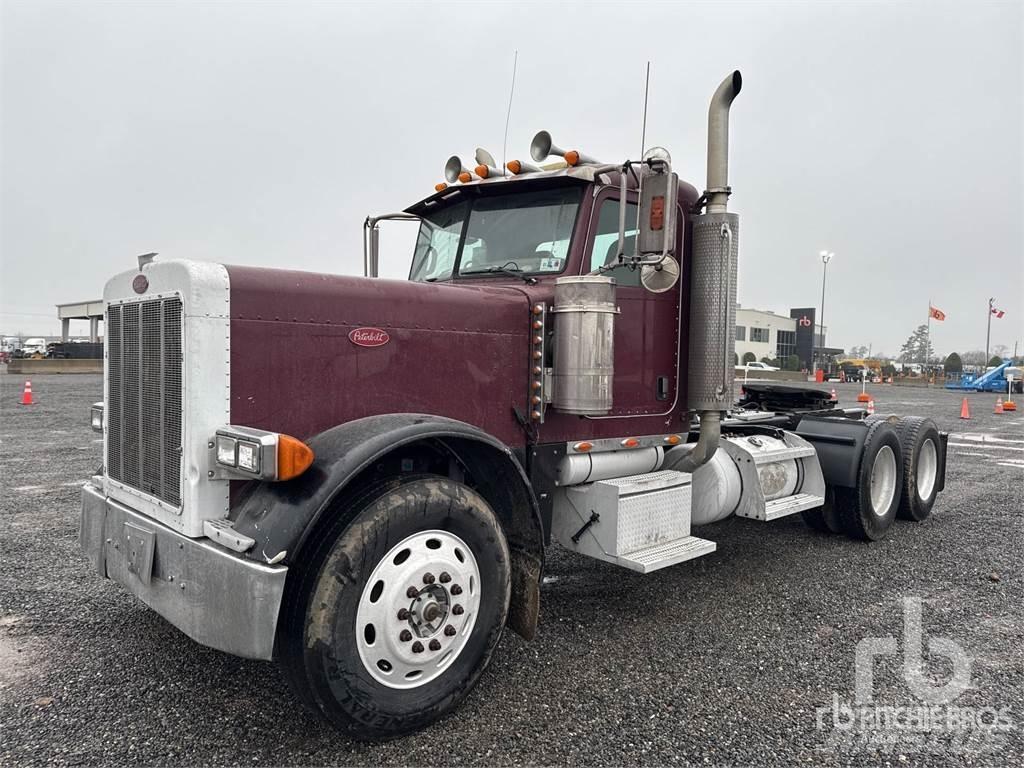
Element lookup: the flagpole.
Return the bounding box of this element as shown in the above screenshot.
[926,299,931,370]
[986,297,993,363]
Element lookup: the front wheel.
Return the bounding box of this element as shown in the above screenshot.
[278,476,511,739]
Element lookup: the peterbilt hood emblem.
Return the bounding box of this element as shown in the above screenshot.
[349,327,390,347]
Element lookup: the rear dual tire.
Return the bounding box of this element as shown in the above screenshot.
[867,415,942,522]
[800,485,842,533]
[835,421,903,541]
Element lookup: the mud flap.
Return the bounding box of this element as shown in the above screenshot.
[508,548,541,641]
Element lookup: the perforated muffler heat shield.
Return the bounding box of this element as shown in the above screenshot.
[688,212,739,412]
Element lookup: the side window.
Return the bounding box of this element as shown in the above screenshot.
[588,198,640,288]
[409,201,467,282]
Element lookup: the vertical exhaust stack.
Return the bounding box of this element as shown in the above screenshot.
[706,71,743,214]
[671,71,742,474]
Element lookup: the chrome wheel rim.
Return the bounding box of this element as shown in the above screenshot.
[870,445,898,515]
[355,530,481,689]
[917,438,938,501]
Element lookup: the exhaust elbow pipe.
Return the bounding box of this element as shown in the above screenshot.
[669,411,720,474]
[706,70,742,214]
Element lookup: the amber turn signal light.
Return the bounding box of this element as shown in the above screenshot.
[277,434,314,481]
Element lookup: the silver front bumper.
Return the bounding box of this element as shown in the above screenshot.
[80,482,287,660]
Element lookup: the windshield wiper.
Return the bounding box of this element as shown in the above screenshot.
[460,263,537,284]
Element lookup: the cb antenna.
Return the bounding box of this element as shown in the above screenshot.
[640,61,650,159]
[502,50,519,178]
[635,61,651,240]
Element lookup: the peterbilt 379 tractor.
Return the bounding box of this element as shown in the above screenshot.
[80,71,947,739]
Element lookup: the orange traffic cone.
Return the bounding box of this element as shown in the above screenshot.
[960,398,971,419]
[830,388,838,401]
[1004,399,1017,412]
[867,399,875,415]
[20,380,33,405]
[994,397,1004,414]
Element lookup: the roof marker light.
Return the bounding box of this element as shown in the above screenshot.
[506,159,542,175]
[475,164,504,179]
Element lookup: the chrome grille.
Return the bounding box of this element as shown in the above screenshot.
[106,297,183,506]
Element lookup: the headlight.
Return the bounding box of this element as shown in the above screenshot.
[216,435,237,465]
[236,440,260,473]
[212,426,312,481]
[90,402,104,432]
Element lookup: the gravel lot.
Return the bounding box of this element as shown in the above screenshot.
[2,371,1021,766]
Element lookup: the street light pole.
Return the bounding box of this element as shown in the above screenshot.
[817,251,834,375]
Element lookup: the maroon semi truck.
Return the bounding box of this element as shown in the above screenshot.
[80,72,947,739]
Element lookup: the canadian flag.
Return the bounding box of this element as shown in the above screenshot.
[929,305,946,321]
[991,306,1005,319]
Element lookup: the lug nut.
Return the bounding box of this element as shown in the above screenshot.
[423,572,435,584]
[450,584,463,595]
[444,624,457,636]
[400,629,412,642]
[411,641,424,653]
[439,572,451,583]
[397,608,410,620]
[429,639,442,651]
[452,604,464,615]
[406,586,419,598]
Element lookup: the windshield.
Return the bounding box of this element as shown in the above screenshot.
[408,186,582,282]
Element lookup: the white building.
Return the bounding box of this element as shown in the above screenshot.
[735,306,829,368]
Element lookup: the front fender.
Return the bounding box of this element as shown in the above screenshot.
[231,414,538,564]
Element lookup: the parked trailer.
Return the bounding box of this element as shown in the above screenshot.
[79,72,947,739]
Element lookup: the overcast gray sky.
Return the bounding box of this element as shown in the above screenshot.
[2,0,1021,357]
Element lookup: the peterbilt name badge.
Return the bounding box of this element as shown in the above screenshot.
[132,274,149,294]
[349,327,390,347]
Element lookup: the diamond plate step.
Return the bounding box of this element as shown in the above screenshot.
[616,535,716,574]
[762,492,824,521]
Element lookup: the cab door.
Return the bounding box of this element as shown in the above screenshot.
[582,189,682,416]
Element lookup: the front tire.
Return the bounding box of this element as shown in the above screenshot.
[278,476,511,739]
